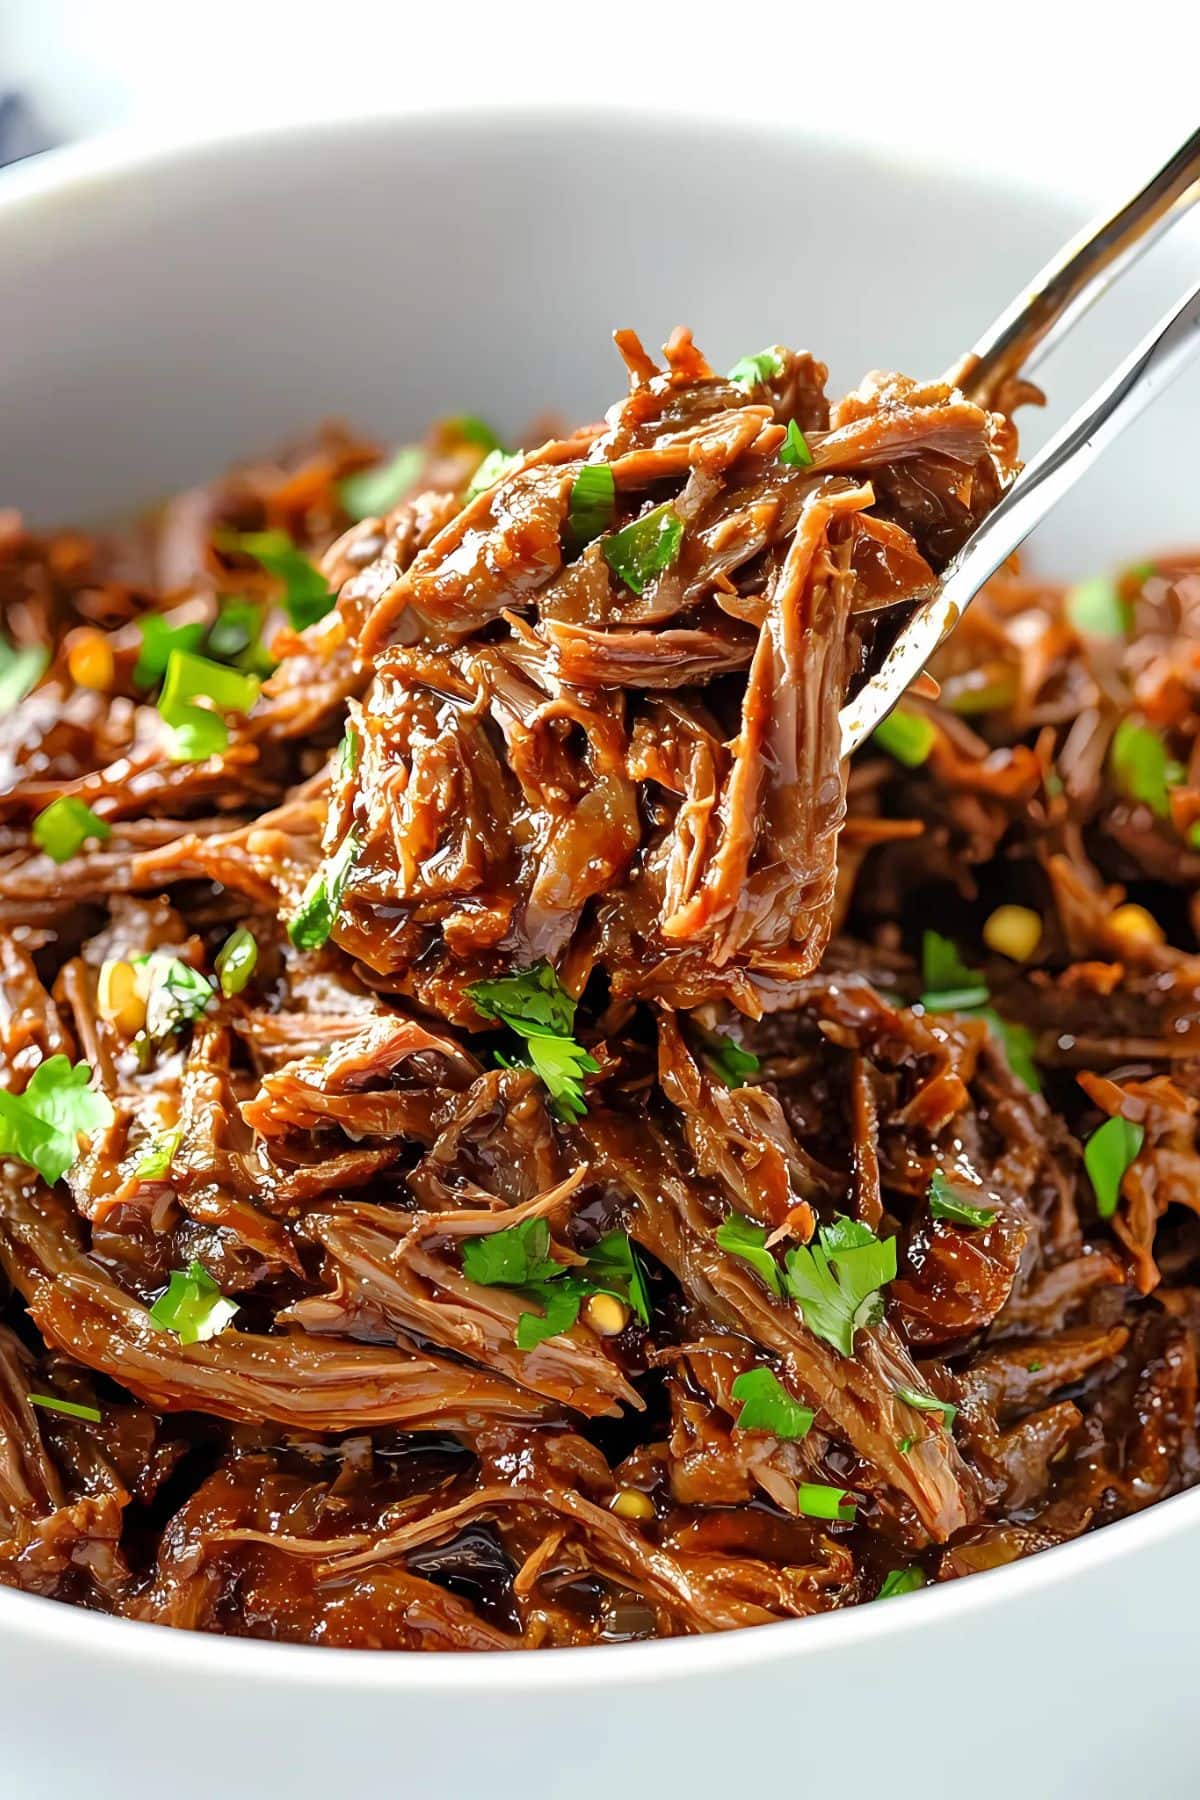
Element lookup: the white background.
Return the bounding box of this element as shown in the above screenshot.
[3,0,1199,203]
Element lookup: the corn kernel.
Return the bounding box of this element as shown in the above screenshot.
[982,904,1042,963]
[610,1488,656,1522]
[583,1292,629,1337]
[97,959,147,1037]
[1108,903,1165,946]
[66,629,115,693]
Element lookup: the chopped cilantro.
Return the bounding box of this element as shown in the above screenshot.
[897,1435,915,1454]
[715,1214,785,1298]
[32,795,111,863]
[148,1261,238,1345]
[220,529,335,632]
[1109,717,1177,819]
[566,463,617,549]
[703,1033,761,1088]
[135,1128,182,1181]
[467,961,598,1121]
[727,347,785,390]
[928,1170,996,1229]
[460,1218,648,1348]
[895,1383,957,1430]
[784,1216,897,1357]
[133,615,206,688]
[602,503,684,596]
[514,1280,588,1351]
[215,927,258,998]
[338,446,424,521]
[157,649,260,763]
[730,1367,814,1440]
[878,1567,925,1600]
[1065,575,1131,639]
[921,931,1041,1091]
[778,418,814,469]
[288,832,360,952]
[1083,1114,1144,1219]
[139,954,214,1041]
[465,448,524,503]
[585,1229,651,1326]
[1027,1359,1043,1374]
[28,1394,102,1424]
[0,1055,112,1185]
[873,706,936,768]
[462,1217,561,1288]
[795,1482,857,1522]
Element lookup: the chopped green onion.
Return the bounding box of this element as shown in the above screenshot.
[784,1215,897,1357]
[336,723,360,783]
[920,931,990,1011]
[467,961,598,1121]
[287,832,359,952]
[32,796,111,864]
[796,1482,857,1523]
[338,446,424,521]
[140,953,214,1041]
[0,1055,112,1185]
[28,1393,102,1424]
[1084,1114,1144,1219]
[1027,1360,1043,1373]
[133,615,205,688]
[778,418,814,469]
[1109,717,1176,819]
[715,1214,785,1298]
[1065,575,1131,639]
[148,1261,238,1345]
[602,503,684,596]
[730,1367,814,1440]
[703,1034,760,1088]
[215,927,258,998]
[727,347,785,390]
[873,706,936,768]
[897,1435,915,1454]
[566,464,616,549]
[157,650,261,763]
[928,1170,996,1229]
[450,416,503,452]
[135,1128,182,1181]
[0,636,49,711]
[206,600,275,676]
[219,529,335,632]
[895,1383,957,1430]
[877,1567,925,1600]
[465,448,525,503]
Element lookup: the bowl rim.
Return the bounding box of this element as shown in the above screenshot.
[0,104,1185,1685]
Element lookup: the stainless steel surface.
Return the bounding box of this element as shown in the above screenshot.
[840,125,1200,755]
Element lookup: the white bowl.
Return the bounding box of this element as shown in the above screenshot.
[2,110,1198,1800]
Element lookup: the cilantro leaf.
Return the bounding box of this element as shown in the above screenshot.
[920,931,1041,1092]
[795,1482,857,1522]
[584,1229,650,1325]
[462,1217,561,1287]
[520,1035,601,1123]
[778,418,814,469]
[877,1567,925,1600]
[468,961,597,1121]
[514,1279,587,1351]
[214,927,258,998]
[566,463,616,550]
[703,1033,761,1088]
[288,832,359,952]
[715,1214,785,1298]
[133,615,205,688]
[32,795,111,864]
[928,1170,996,1229]
[727,347,785,390]
[873,706,936,769]
[465,448,524,503]
[338,446,424,522]
[1084,1114,1144,1219]
[0,1055,113,1185]
[220,529,335,632]
[134,1128,182,1181]
[148,1261,238,1345]
[28,1394,102,1424]
[0,635,48,711]
[784,1215,896,1357]
[157,649,260,763]
[602,503,683,596]
[895,1383,957,1430]
[730,1367,814,1440]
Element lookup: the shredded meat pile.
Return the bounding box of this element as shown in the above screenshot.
[0,329,1196,1650]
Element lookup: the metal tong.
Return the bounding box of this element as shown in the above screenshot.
[839,126,1200,756]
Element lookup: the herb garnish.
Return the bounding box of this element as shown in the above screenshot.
[288,832,360,952]
[338,446,424,522]
[157,649,261,762]
[138,953,214,1041]
[1083,1114,1144,1219]
[467,961,599,1121]
[872,706,936,768]
[602,503,684,596]
[715,1214,785,1298]
[28,1394,102,1424]
[878,1567,925,1600]
[220,529,335,633]
[465,448,524,503]
[566,464,617,549]
[32,795,111,864]
[703,1034,761,1088]
[0,635,48,710]
[920,930,1041,1092]
[1065,575,1131,639]
[784,1216,897,1357]
[206,599,275,675]
[778,418,814,469]
[729,1367,814,1440]
[148,1261,239,1345]
[895,1383,957,1431]
[1109,717,1177,819]
[462,1217,560,1288]
[133,615,206,687]
[928,1169,996,1229]
[0,1055,112,1185]
[215,927,258,998]
[460,1218,649,1351]
[727,347,785,390]
[795,1482,857,1523]
[135,1128,182,1181]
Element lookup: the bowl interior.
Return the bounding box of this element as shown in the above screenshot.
[2,109,1199,575]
